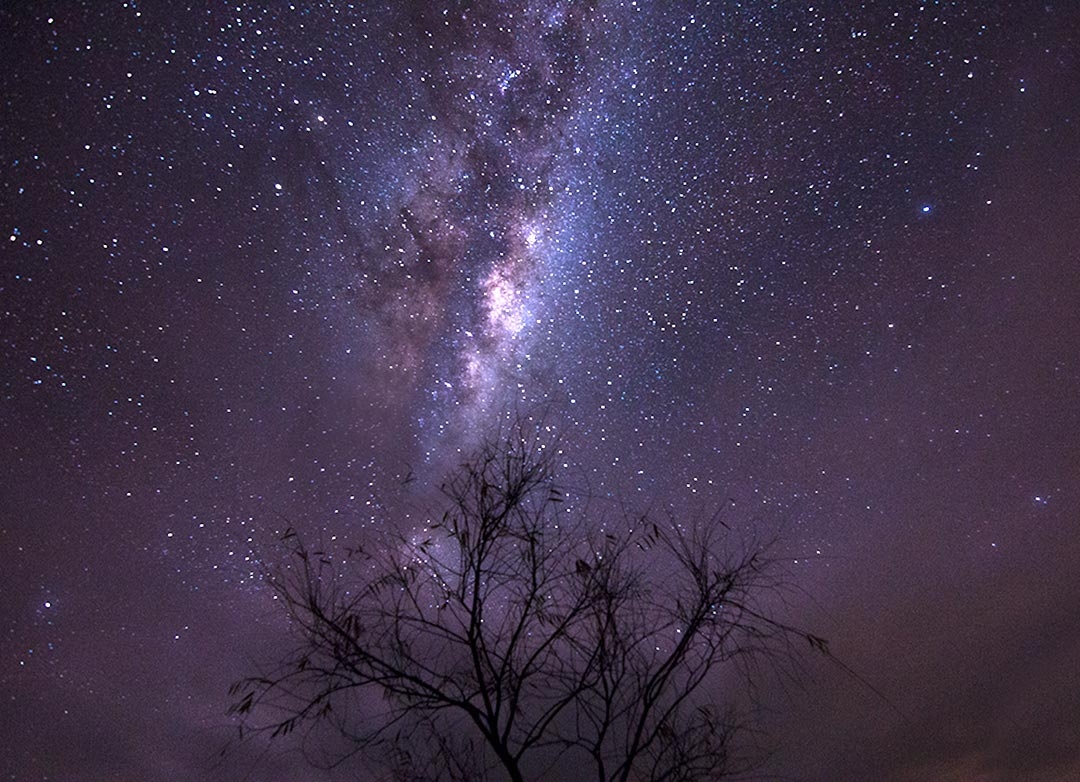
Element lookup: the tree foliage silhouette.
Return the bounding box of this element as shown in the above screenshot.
[229,425,828,781]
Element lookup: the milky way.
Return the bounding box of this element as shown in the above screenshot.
[346,3,608,447]
[3,2,1080,780]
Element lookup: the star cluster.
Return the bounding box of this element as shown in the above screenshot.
[2,2,1079,780]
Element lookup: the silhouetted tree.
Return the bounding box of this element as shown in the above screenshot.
[229,424,828,781]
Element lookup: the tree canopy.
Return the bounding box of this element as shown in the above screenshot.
[229,424,828,781]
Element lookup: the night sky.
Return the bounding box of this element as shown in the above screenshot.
[3,1,1080,780]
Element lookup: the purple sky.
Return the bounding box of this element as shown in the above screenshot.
[3,2,1079,780]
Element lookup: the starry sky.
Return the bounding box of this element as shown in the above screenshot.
[3,1,1079,780]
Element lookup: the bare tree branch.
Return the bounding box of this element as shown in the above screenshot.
[228,420,828,780]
